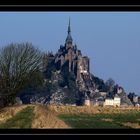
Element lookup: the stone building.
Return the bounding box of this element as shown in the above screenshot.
[84,92,91,106]
[54,19,90,83]
[53,19,95,95]
[113,95,121,107]
[84,99,91,106]
[104,94,121,107]
[117,86,123,94]
[133,95,138,103]
[104,98,114,106]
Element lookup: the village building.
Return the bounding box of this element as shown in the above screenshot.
[104,98,114,106]
[133,95,138,103]
[95,89,99,93]
[113,95,121,107]
[117,86,123,94]
[84,99,91,106]
[135,103,140,107]
[104,94,121,107]
[84,92,91,106]
[99,92,107,97]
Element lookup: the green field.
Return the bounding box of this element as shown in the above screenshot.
[0,106,34,128]
[59,112,140,128]
[1,105,140,128]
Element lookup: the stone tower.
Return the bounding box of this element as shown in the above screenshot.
[54,19,94,93]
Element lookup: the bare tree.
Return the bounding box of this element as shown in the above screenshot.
[0,43,43,106]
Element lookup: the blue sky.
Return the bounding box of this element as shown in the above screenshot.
[0,12,140,95]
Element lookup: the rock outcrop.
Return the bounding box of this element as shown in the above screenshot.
[20,19,133,106]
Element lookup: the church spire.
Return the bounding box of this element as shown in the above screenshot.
[68,17,71,34]
[66,18,73,44]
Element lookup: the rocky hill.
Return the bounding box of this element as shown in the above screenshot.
[19,20,133,106]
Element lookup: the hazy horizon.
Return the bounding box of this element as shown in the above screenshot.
[0,12,140,95]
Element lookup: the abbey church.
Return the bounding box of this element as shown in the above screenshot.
[54,19,94,89]
[42,19,95,101]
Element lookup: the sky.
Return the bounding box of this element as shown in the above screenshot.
[0,12,140,95]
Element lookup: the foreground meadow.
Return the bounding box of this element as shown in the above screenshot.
[0,105,140,128]
[49,105,140,128]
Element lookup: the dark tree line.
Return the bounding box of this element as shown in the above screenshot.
[0,43,44,107]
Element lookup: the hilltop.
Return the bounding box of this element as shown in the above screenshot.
[19,20,134,107]
[0,20,136,108]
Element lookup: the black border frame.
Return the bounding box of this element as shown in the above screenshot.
[0,5,140,11]
[0,5,140,135]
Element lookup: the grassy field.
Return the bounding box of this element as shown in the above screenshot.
[0,105,140,128]
[0,106,34,128]
[58,112,140,128]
